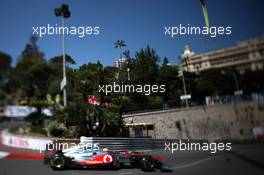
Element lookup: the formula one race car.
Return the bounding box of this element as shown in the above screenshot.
[44,142,172,172]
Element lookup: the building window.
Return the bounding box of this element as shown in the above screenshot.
[147,125,154,130]
[175,121,182,131]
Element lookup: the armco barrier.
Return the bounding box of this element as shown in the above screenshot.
[79,137,165,150]
[0,130,166,151]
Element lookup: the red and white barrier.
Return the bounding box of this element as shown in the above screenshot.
[0,130,51,151]
[0,151,9,159]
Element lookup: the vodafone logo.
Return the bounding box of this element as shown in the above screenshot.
[103,155,113,163]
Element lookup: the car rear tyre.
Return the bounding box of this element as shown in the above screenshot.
[140,156,155,171]
[50,156,66,170]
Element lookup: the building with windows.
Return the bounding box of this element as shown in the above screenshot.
[180,37,264,74]
[113,58,126,68]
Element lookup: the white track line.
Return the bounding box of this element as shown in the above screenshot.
[0,151,10,159]
[173,156,221,169]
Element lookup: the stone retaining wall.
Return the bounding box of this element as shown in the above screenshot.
[123,101,264,140]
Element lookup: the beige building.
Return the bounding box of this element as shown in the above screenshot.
[113,58,126,68]
[181,37,264,73]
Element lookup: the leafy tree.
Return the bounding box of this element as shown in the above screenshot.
[0,52,12,81]
[123,50,131,59]
[25,112,46,126]
[49,54,76,65]
[162,57,169,67]
[133,45,159,84]
[158,61,180,102]
[0,52,12,106]
[14,59,50,99]
[20,35,44,61]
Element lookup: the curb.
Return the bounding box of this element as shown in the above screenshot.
[7,153,44,160]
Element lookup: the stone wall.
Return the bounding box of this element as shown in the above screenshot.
[123,101,264,140]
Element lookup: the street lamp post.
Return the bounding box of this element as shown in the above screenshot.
[181,64,189,108]
[61,16,67,108]
[127,68,130,81]
[55,4,71,108]
[179,45,194,108]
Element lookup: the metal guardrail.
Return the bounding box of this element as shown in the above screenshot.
[79,137,165,150]
[75,137,215,151]
[81,138,264,151]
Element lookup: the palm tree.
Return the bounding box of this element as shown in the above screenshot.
[114,40,126,58]
[123,50,131,59]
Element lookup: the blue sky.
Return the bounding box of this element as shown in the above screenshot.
[0,0,264,67]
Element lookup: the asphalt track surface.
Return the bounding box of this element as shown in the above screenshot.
[1,144,264,175]
[1,121,264,175]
